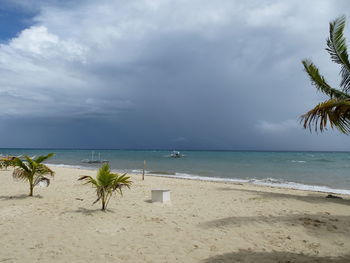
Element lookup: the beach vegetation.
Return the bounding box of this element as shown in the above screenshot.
[301,15,350,133]
[12,153,55,196]
[0,157,15,170]
[78,163,132,211]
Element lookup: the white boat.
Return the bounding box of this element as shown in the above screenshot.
[82,151,109,164]
[170,151,184,158]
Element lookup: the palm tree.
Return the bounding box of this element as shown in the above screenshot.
[301,15,350,133]
[12,153,55,196]
[78,163,132,211]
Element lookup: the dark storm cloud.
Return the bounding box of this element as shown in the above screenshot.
[0,0,350,150]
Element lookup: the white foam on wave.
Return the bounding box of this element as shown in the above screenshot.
[46,163,97,171]
[248,178,350,195]
[148,172,250,184]
[47,164,350,195]
[291,160,306,163]
[130,169,152,174]
[148,172,350,195]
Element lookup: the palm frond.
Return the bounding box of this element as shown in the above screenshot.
[111,174,132,197]
[78,175,98,186]
[34,153,55,164]
[302,59,350,99]
[12,168,30,181]
[113,173,132,188]
[301,99,350,133]
[96,163,115,187]
[34,176,50,187]
[326,15,350,92]
[97,163,110,176]
[12,158,30,173]
[24,155,35,170]
[34,164,55,178]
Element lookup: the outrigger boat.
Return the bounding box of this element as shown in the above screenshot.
[81,151,109,164]
[170,151,184,158]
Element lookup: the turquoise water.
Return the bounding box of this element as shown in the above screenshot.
[1,149,350,194]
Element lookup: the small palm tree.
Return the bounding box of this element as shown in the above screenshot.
[301,15,350,133]
[78,163,132,211]
[12,153,55,196]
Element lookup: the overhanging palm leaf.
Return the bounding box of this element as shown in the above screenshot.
[302,99,350,133]
[301,15,350,133]
[78,163,132,211]
[302,60,350,99]
[326,15,350,92]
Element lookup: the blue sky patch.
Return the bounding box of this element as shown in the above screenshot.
[0,7,36,42]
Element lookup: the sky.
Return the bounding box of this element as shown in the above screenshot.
[0,0,350,150]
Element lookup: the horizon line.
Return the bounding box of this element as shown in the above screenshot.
[0,147,349,153]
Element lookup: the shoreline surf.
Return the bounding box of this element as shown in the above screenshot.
[47,163,350,195]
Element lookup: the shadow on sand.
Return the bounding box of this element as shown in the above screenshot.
[200,213,350,239]
[202,250,350,263]
[0,194,43,200]
[216,187,350,206]
[72,207,115,216]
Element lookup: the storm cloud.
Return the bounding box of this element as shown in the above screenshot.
[1,0,350,150]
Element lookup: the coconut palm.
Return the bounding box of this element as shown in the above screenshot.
[301,15,350,133]
[78,163,132,211]
[12,153,55,196]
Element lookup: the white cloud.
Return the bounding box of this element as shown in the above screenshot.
[7,26,86,61]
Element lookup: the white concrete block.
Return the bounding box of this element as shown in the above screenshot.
[152,189,171,203]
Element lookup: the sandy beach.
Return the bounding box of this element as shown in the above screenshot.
[1,166,350,262]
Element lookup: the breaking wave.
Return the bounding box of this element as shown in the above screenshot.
[147,172,350,195]
[47,163,350,195]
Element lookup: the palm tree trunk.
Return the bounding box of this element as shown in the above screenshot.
[29,183,33,196]
[101,192,106,211]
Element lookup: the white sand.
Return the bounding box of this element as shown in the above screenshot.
[1,166,350,262]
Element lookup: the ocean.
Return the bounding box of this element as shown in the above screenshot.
[1,149,350,195]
